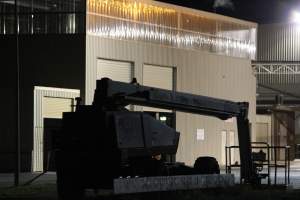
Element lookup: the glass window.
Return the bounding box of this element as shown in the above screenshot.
[0,0,15,13]
[18,0,33,13]
[0,14,14,34]
[0,0,86,34]
[18,14,32,34]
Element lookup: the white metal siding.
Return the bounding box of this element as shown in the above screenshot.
[97,59,132,83]
[258,23,300,61]
[86,35,256,166]
[143,64,173,112]
[33,87,80,172]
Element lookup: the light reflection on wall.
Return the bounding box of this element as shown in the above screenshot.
[87,0,257,59]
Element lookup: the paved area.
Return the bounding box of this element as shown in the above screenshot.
[0,171,299,189]
[0,172,56,188]
[0,160,300,200]
[0,160,299,188]
[0,163,299,200]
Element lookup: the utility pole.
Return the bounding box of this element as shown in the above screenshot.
[14,0,21,187]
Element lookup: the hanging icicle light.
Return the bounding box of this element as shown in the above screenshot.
[86,0,256,59]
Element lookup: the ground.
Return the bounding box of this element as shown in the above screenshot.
[1,184,300,200]
[0,161,300,199]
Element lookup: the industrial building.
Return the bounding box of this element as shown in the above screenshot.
[0,0,257,172]
[254,23,300,160]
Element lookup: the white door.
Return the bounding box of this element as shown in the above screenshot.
[42,97,73,118]
[221,130,236,166]
[228,131,236,164]
[97,59,132,83]
[33,87,80,172]
[143,64,174,112]
[256,122,269,143]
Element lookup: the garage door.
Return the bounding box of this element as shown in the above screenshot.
[42,97,73,119]
[97,59,132,83]
[143,64,174,112]
[143,64,173,90]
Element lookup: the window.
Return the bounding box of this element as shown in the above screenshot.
[0,0,86,34]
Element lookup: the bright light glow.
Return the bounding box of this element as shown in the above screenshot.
[291,11,300,24]
[86,0,257,59]
[160,116,167,121]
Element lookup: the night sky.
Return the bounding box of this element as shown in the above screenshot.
[156,0,300,24]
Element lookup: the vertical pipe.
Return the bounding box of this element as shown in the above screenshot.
[225,146,228,174]
[3,3,6,34]
[30,0,33,34]
[14,0,21,187]
[288,147,290,184]
[267,145,270,185]
[228,146,231,173]
[274,147,277,185]
[285,147,287,185]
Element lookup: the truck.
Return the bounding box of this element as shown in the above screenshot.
[55,78,258,199]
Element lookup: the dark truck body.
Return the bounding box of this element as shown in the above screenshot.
[55,78,257,199]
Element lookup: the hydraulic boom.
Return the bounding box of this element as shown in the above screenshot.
[93,78,256,184]
[55,78,258,199]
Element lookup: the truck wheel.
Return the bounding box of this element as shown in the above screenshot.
[194,156,220,174]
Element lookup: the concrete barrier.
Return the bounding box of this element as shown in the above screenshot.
[114,174,235,194]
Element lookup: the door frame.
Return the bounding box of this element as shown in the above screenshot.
[33,86,80,172]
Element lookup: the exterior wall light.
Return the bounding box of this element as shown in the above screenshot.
[291,10,300,24]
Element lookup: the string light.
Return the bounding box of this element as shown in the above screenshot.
[88,0,176,16]
[87,0,256,59]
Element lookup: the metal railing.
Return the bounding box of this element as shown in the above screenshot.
[225,142,290,186]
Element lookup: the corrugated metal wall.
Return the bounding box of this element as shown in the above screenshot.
[257,23,300,61]
[86,35,256,166]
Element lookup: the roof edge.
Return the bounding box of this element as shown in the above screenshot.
[144,0,257,27]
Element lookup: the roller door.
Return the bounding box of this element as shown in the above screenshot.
[143,64,174,112]
[42,97,73,119]
[97,59,132,83]
[143,64,173,90]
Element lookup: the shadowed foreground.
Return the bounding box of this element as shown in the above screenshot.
[1,184,300,200]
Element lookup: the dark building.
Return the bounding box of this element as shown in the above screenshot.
[1,0,86,172]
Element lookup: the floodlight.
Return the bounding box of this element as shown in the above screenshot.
[291,10,300,24]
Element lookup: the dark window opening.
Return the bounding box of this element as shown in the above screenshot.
[0,0,86,34]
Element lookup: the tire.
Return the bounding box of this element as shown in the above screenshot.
[193,156,220,174]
